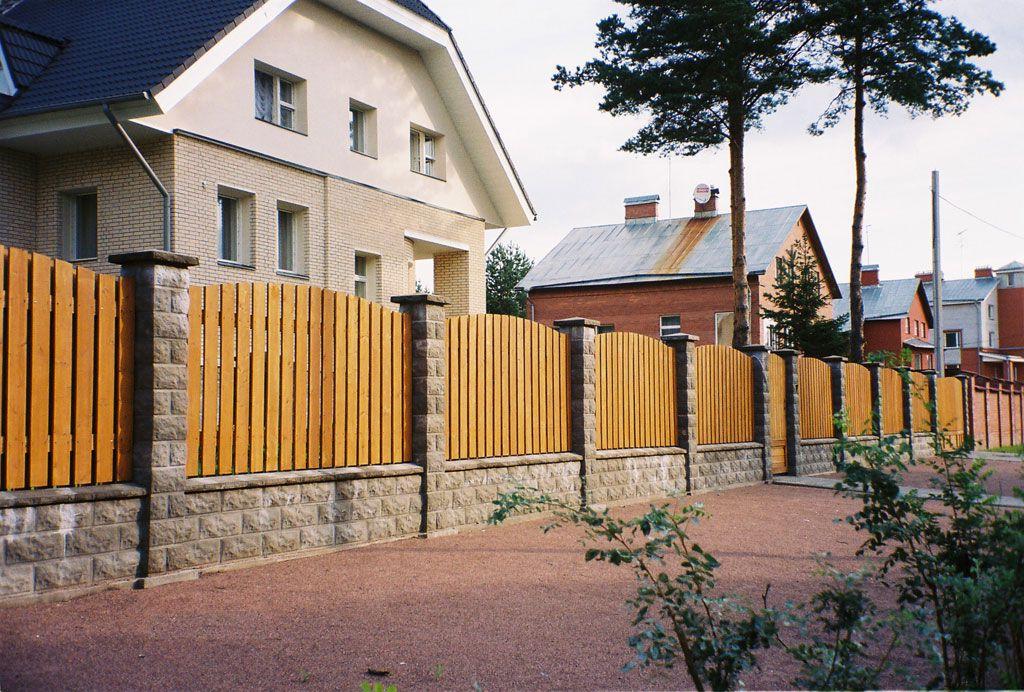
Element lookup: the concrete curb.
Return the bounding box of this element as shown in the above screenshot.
[773,475,1024,510]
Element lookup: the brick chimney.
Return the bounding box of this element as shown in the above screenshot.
[624,195,659,224]
[915,270,934,282]
[975,266,994,278]
[861,264,880,286]
[693,183,720,218]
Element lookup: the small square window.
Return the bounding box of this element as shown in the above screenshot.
[410,126,444,179]
[944,331,961,348]
[659,315,681,338]
[354,253,379,301]
[62,191,98,261]
[217,189,253,266]
[277,205,307,275]
[255,65,304,132]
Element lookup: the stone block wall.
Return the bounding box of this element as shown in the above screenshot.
[0,489,144,602]
[798,440,838,476]
[589,449,687,505]
[691,443,765,493]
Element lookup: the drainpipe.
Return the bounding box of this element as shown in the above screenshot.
[102,104,172,252]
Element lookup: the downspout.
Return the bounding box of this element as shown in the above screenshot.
[103,103,172,252]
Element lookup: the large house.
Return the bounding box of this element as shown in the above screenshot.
[0,0,532,315]
[832,265,934,369]
[518,189,840,344]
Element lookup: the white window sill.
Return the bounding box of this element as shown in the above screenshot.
[276,269,310,281]
[350,147,377,160]
[255,117,307,137]
[411,169,446,182]
[218,259,256,271]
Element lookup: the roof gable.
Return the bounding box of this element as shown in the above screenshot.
[520,205,837,292]
[922,277,998,305]
[834,278,933,323]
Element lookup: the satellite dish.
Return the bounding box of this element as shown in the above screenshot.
[694,183,712,205]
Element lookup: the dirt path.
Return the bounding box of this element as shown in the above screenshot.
[1,484,928,691]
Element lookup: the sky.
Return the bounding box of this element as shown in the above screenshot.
[427,0,1024,285]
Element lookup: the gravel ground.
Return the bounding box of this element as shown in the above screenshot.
[825,454,1023,497]
[1,484,932,691]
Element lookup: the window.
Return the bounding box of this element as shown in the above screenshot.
[715,312,735,345]
[988,304,996,319]
[255,65,303,131]
[410,127,443,178]
[944,331,961,348]
[276,205,307,275]
[62,191,98,260]
[217,189,253,266]
[349,100,377,157]
[353,253,379,300]
[660,315,681,338]
[990,331,997,347]
[597,325,615,334]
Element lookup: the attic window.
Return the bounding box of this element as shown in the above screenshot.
[255,64,304,132]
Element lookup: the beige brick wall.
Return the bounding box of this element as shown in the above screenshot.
[0,147,38,250]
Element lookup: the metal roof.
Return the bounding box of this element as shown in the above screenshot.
[922,277,998,305]
[519,205,833,291]
[0,0,447,118]
[997,261,1024,273]
[834,278,929,322]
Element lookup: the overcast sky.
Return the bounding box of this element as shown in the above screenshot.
[428,0,1024,285]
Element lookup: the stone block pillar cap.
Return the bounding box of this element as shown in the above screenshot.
[774,348,800,356]
[739,345,770,353]
[109,250,199,268]
[823,355,847,363]
[661,333,700,344]
[553,317,600,328]
[391,293,448,307]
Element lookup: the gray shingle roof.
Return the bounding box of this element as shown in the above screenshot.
[0,0,446,118]
[834,278,927,322]
[519,205,832,291]
[922,277,998,305]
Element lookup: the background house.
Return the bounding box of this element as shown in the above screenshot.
[518,189,840,344]
[0,0,533,315]
[832,265,934,369]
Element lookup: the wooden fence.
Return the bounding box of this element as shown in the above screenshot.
[595,332,676,450]
[937,376,965,449]
[695,345,754,445]
[880,368,904,435]
[971,376,1024,449]
[911,371,932,434]
[1,248,134,491]
[767,353,787,473]
[186,285,411,477]
[844,362,873,436]
[799,357,834,440]
[446,315,570,460]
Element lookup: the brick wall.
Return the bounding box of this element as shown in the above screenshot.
[0,147,36,249]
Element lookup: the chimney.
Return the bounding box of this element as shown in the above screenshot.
[975,266,994,279]
[624,194,659,224]
[693,183,720,218]
[915,270,934,283]
[861,264,880,286]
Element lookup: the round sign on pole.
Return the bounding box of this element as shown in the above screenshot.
[693,183,712,204]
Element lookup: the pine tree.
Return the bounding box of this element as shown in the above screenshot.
[804,0,1002,361]
[553,0,821,348]
[762,239,848,358]
[486,244,533,317]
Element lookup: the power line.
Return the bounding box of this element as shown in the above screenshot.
[938,194,1024,241]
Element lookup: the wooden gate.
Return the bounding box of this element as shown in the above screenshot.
[767,353,788,474]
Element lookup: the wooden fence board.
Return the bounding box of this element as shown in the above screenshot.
[911,371,932,434]
[881,368,904,436]
[843,362,873,436]
[799,357,834,440]
[28,255,52,488]
[233,284,252,474]
[937,377,965,449]
[52,261,75,486]
[767,353,788,474]
[72,266,95,486]
[696,345,754,445]
[5,248,29,490]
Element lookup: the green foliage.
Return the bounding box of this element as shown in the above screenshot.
[864,349,911,368]
[359,683,396,692]
[761,239,848,357]
[486,243,532,317]
[833,425,1024,688]
[490,492,779,691]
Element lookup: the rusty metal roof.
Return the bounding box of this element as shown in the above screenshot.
[520,205,823,291]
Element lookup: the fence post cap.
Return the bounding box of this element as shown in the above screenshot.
[391,293,448,307]
[919,369,937,375]
[822,355,847,363]
[552,317,600,328]
[773,348,799,357]
[661,333,700,345]
[738,345,769,354]
[109,250,199,268]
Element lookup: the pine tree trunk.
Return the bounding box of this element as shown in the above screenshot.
[849,38,868,362]
[729,113,750,348]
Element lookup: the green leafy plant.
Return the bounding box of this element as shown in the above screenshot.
[359,683,396,692]
[486,243,532,317]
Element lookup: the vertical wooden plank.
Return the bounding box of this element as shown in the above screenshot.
[114,278,135,482]
[250,284,268,473]
[476,316,485,458]
[321,290,335,469]
[501,316,512,456]
[52,261,75,486]
[308,287,323,469]
[538,324,549,453]
[516,318,526,454]
[94,274,116,484]
[467,316,478,458]
[458,316,469,457]
[5,249,29,490]
[185,286,203,477]
[279,284,296,471]
[380,306,393,464]
[521,319,532,455]
[445,318,453,458]
[403,312,413,460]
[357,298,370,466]
[265,284,282,472]
[28,255,52,488]
[345,297,358,465]
[233,283,252,475]
[391,311,403,462]
[216,283,236,475]
[71,268,96,486]
[200,285,219,477]
[293,285,309,470]
[484,316,493,458]
[333,293,346,467]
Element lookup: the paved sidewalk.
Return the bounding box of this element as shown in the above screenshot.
[774,474,1024,509]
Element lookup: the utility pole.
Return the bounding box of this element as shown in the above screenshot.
[932,171,944,374]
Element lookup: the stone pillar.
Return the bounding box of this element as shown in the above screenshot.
[739,345,771,482]
[957,373,974,445]
[663,334,700,493]
[823,356,847,438]
[554,318,598,507]
[392,294,449,534]
[777,349,802,475]
[110,250,198,585]
[923,370,939,434]
[865,362,884,438]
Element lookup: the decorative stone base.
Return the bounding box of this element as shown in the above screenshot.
[796,440,838,476]
[590,448,687,505]
[911,433,937,460]
[692,443,765,492]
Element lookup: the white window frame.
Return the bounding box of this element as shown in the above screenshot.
[255,63,304,132]
[276,202,308,277]
[61,190,98,262]
[659,315,681,338]
[217,187,254,267]
[349,100,378,157]
[410,126,444,179]
[988,304,996,319]
[354,252,379,301]
[944,330,961,349]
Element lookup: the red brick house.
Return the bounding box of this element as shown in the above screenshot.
[519,191,840,344]
[833,266,935,369]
